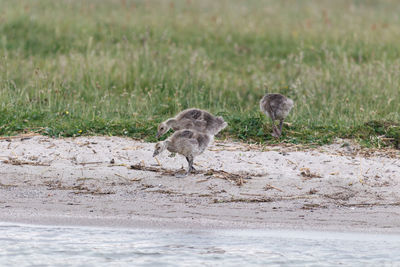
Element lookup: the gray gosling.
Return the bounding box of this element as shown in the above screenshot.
[260,91,294,138]
[153,129,213,177]
[156,108,227,138]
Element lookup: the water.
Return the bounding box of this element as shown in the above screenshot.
[0,223,399,266]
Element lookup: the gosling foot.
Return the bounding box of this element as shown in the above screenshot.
[189,166,196,173]
[175,167,192,177]
[175,172,188,178]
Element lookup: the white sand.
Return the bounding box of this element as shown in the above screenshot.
[0,135,399,232]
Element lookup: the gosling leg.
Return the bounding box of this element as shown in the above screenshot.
[186,155,196,173]
[278,119,284,137]
[176,156,194,178]
[270,119,280,138]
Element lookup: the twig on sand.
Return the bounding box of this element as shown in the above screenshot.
[122,145,144,150]
[203,169,249,186]
[240,193,265,197]
[0,132,41,141]
[108,163,127,167]
[196,178,210,183]
[130,163,180,176]
[43,180,114,195]
[213,197,273,203]
[129,163,252,186]
[115,173,142,182]
[302,203,327,210]
[278,195,317,200]
[0,182,18,188]
[78,161,104,166]
[286,159,299,168]
[154,157,161,166]
[115,173,127,179]
[341,202,400,208]
[2,157,50,166]
[264,183,284,192]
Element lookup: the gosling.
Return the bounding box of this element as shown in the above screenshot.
[260,92,294,138]
[153,129,213,177]
[156,108,227,138]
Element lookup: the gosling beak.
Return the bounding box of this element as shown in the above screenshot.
[156,132,161,139]
[153,151,158,157]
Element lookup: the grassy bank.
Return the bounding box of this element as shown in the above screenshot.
[0,0,399,147]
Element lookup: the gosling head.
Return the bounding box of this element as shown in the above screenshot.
[156,122,170,139]
[156,119,176,138]
[153,141,167,157]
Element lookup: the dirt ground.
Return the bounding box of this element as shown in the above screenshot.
[0,135,399,233]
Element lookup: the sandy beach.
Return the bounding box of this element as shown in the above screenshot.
[0,135,399,233]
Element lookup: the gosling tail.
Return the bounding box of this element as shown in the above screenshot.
[216,116,228,133]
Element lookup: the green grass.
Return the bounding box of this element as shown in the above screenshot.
[0,0,399,148]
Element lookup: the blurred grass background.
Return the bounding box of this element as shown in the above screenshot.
[0,0,399,147]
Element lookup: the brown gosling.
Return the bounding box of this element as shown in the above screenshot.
[156,108,227,138]
[153,129,213,177]
[260,91,294,138]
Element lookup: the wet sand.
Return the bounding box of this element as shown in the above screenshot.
[0,135,399,233]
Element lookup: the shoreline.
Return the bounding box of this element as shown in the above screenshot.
[0,135,399,233]
[2,206,400,234]
[2,219,400,239]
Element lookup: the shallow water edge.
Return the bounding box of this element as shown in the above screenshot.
[1,222,400,266]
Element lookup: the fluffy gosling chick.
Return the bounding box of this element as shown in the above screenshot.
[156,108,227,138]
[260,93,294,138]
[153,129,213,177]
